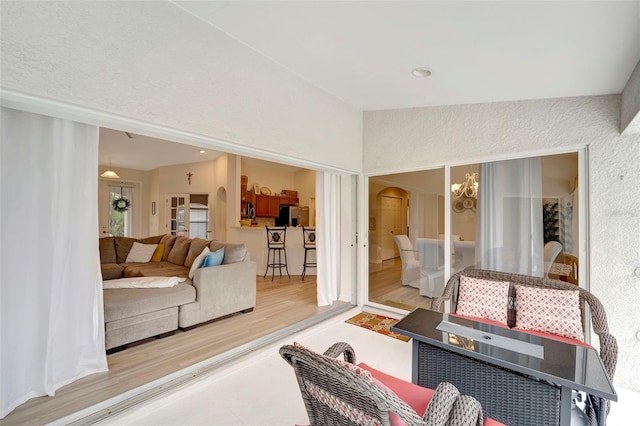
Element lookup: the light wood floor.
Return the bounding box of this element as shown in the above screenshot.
[368,258,435,311]
[2,275,347,426]
[3,265,430,425]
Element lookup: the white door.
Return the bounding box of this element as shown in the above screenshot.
[166,193,210,239]
[380,195,403,260]
[99,180,139,237]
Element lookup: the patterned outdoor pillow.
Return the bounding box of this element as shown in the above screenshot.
[456,276,510,325]
[514,285,584,341]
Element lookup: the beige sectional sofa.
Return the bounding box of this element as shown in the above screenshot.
[99,234,257,352]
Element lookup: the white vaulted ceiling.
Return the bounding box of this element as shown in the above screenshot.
[175,1,640,110]
[5,1,638,168]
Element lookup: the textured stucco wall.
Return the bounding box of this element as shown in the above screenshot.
[0,1,362,172]
[364,95,640,390]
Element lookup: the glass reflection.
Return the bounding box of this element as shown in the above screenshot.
[368,168,445,310]
[450,153,579,283]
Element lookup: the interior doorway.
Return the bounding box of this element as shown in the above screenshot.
[99,179,141,237]
[166,193,210,239]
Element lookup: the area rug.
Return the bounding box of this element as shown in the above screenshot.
[345,312,411,342]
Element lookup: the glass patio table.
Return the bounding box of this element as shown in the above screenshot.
[391,308,616,426]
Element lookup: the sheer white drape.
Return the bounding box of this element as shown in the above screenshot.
[316,171,341,306]
[476,158,544,276]
[0,108,108,418]
[408,191,425,247]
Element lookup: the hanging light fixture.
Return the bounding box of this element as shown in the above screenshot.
[451,172,478,199]
[100,160,120,179]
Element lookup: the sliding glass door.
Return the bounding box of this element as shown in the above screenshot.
[367,151,584,312]
[448,152,581,284]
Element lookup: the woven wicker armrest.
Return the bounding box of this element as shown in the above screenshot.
[323,341,356,364]
[280,342,429,426]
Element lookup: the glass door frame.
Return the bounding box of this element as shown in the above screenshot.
[363,147,589,314]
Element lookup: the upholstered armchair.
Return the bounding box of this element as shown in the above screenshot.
[393,234,421,288]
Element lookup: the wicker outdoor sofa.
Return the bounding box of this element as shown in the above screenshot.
[430,268,618,425]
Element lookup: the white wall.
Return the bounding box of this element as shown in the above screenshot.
[0,1,362,173]
[364,95,640,390]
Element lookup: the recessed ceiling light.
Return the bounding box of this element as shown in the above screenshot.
[411,67,432,78]
[199,150,206,154]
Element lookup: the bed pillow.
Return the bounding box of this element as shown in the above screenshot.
[188,246,210,279]
[514,285,584,341]
[456,276,510,325]
[125,242,158,263]
[202,247,225,268]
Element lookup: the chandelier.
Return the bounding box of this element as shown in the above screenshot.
[451,172,478,199]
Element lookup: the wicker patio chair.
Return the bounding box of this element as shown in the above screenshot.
[280,342,492,426]
[431,268,618,424]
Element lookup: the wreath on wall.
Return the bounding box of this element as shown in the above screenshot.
[113,197,130,212]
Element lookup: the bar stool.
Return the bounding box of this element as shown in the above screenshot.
[264,226,290,281]
[301,227,317,280]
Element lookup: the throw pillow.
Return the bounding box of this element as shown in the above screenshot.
[185,238,211,267]
[159,234,177,261]
[150,244,165,262]
[188,246,210,279]
[125,242,158,263]
[456,276,510,325]
[202,247,225,268]
[167,236,191,265]
[514,285,584,341]
[211,242,247,264]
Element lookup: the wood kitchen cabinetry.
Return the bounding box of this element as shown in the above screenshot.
[254,194,299,217]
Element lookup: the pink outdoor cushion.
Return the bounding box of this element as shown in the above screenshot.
[515,285,585,341]
[456,276,510,325]
[359,362,433,425]
[359,362,506,426]
[450,313,510,330]
[451,313,591,348]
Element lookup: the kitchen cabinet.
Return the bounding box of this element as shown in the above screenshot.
[253,194,300,217]
[255,195,271,217]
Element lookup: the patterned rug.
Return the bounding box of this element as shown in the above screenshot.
[345,312,411,342]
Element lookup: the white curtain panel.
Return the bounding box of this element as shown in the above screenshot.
[476,158,544,276]
[0,108,108,418]
[315,171,341,306]
[408,191,425,246]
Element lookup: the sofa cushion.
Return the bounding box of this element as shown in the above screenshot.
[125,242,158,263]
[211,242,247,264]
[185,238,211,267]
[101,263,124,280]
[103,282,196,323]
[159,235,177,261]
[138,234,164,244]
[115,237,138,264]
[99,237,117,264]
[123,261,189,278]
[167,236,191,265]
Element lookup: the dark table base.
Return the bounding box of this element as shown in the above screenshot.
[416,342,561,426]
